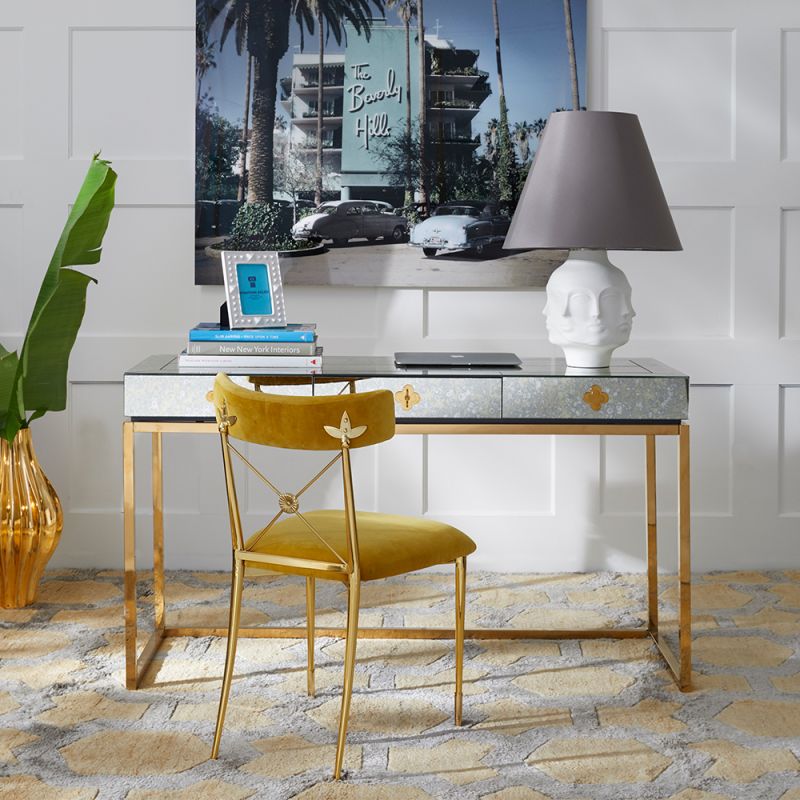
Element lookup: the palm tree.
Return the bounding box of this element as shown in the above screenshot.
[387,0,417,205]
[237,54,253,202]
[512,121,532,163]
[211,0,384,203]
[491,0,514,203]
[483,117,499,162]
[195,5,217,104]
[531,117,547,138]
[196,2,218,201]
[491,0,506,105]
[209,0,293,202]
[416,0,428,209]
[315,5,325,205]
[529,116,547,157]
[294,0,384,205]
[563,0,580,109]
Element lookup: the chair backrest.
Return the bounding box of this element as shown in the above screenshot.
[211,373,395,577]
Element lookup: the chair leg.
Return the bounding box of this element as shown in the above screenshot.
[211,556,245,759]
[333,577,360,780]
[454,556,467,726]
[306,576,316,697]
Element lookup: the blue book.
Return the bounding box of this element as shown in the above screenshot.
[189,322,317,343]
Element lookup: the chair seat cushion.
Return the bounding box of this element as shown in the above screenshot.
[244,510,476,582]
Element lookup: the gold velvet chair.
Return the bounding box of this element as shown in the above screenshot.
[210,374,476,779]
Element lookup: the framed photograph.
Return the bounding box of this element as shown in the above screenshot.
[196,0,586,288]
[221,251,286,328]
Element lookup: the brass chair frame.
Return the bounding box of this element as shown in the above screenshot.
[210,391,468,780]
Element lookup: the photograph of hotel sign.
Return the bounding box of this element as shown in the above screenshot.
[347,63,400,149]
[342,24,419,172]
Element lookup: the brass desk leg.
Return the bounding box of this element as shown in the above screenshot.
[123,424,165,690]
[678,423,692,689]
[123,422,137,690]
[153,433,165,633]
[646,435,658,635]
[645,424,692,692]
[646,426,693,691]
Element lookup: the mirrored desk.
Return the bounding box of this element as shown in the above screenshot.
[123,356,691,691]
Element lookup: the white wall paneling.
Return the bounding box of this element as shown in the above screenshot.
[0,205,25,332]
[685,386,734,516]
[779,385,800,515]
[426,291,544,340]
[425,435,554,516]
[616,207,734,339]
[81,205,197,335]
[600,385,732,519]
[589,0,800,571]
[781,207,800,337]
[68,383,123,512]
[2,0,799,571]
[782,30,800,160]
[0,29,23,159]
[376,435,425,517]
[70,28,194,161]
[604,28,735,162]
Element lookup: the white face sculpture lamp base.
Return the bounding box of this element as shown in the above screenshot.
[543,249,636,369]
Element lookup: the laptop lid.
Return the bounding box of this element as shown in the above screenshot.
[394,351,521,367]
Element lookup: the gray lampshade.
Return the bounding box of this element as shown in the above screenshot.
[504,110,682,251]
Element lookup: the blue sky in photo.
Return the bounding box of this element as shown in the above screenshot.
[201,0,587,153]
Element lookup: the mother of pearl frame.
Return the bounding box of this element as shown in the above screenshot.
[221,250,286,328]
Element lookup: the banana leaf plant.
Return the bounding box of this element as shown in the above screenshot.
[0,154,117,444]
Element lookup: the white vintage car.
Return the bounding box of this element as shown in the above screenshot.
[408,201,510,257]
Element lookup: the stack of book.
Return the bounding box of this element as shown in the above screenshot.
[177,323,321,370]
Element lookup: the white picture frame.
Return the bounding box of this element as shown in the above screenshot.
[221,251,286,328]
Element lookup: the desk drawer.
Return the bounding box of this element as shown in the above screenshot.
[125,374,504,421]
[502,376,689,420]
[357,377,502,419]
[123,374,311,419]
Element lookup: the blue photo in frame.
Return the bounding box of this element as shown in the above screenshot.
[236,263,273,316]
[222,251,286,328]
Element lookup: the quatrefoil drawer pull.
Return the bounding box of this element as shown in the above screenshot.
[395,384,421,411]
[583,384,609,412]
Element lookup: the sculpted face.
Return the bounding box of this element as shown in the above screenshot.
[544,266,635,349]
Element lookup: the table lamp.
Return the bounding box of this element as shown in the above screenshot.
[504,110,682,368]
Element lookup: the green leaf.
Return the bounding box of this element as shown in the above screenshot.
[20,268,95,412]
[16,155,117,420]
[29,155,116,324]
[0,348,22,442]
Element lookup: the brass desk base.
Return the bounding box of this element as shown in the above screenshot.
[123,421,692,692]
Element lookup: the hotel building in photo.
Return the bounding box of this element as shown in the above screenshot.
[280,19,492,206]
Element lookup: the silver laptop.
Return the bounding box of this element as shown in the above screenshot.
[394,351,521,367]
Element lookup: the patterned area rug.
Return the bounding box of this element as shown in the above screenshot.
[0,569,799,800]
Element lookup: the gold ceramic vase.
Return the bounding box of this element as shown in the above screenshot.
[0,428,63,608]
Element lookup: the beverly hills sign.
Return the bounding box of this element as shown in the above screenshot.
[347,63,402,150]
[340,22,417,179]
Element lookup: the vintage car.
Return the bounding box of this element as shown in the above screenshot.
[408,201,510,257]
[291,200,407,246]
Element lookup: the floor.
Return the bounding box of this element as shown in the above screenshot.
[0,569,798,799]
